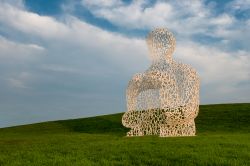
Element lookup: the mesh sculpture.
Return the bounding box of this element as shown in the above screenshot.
[122,28,200,137]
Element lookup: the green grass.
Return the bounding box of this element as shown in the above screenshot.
[0,103,249,166]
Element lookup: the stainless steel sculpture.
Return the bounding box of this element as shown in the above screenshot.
[122,28,200,137]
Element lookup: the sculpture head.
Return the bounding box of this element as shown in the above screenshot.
[146,28,176,62]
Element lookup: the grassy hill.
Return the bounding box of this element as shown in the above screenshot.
[0,103,249,166]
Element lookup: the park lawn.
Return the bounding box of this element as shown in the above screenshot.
[0,103,249,166]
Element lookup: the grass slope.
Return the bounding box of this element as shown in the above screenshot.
[0,103,249,166]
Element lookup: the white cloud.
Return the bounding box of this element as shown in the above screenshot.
[83,0,123,7]
[0,2,69,39]
[81,0,174,30]
[0,36,45,62]
[81,0,213,35]
[210,14,234,26]
[7,78,27,88]
[175,42,250,85]
[40,64,80,73]
[227,0,250,11]
[5,72,32,89]
[81,0,249,43]
[0,1,148,69]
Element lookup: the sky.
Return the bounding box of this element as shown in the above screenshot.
[0,0,249,128]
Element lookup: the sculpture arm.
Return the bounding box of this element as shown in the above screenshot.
[161,66,200,122]
[181,69,200,120]
[122,73,144,128]
[126,73,144,112]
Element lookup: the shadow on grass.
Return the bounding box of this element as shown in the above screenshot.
[56,113,129,135]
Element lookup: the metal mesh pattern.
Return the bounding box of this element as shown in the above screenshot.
[122,28,200,137]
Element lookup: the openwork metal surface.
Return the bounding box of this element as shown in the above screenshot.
[122,28,200,137]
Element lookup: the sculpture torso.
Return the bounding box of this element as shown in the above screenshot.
[122,28,200,137]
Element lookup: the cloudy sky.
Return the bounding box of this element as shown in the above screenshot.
[0,0,249,128]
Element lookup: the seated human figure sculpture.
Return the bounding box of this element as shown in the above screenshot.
[122,28,200,137]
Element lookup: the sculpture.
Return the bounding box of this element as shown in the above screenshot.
[122,28,200,137]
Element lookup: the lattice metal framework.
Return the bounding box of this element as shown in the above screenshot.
[122,28,200,137]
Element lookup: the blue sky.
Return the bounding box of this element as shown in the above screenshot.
[0,0,249,128]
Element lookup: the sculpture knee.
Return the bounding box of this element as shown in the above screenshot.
[160,119,196,137]
[122,111,142,128]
